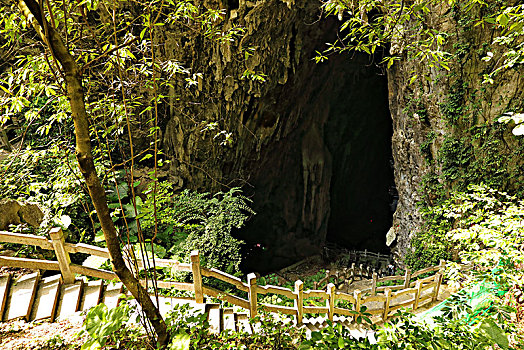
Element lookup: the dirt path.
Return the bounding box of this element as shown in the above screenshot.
[0,315,87,349]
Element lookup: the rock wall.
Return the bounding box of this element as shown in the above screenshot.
[158,0,394,271]
[386,3,524,258]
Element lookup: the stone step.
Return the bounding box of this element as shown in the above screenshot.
[4,272,40,321]
[30,274,61,321]
[81,279,103,311]
[223,308,237,332]
[0,274,12,318]
[56,279,83,320]
[205,303,223,333]
[236,312,252,334]
[102,282,124,309]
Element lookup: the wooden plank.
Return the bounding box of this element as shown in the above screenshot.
[56,279,83,320]
[303,306,329,314]
[81,280,104,311]
[202,286,250,309]
[102,282,124,309]
[0,256,60,271]
[260,303,297,315]
[0,231,53,250]
[150,281,194,291]
[376,284,404,292]
[247,273,257,318]
[0,274,12,318]
[377,275,404,283]
[4,272,40,321]
[201,268,248,292]
[303,290,328,299]
[410,275,437,287]
[30,274,61,321]
[257,285,296,299]
[392,287,417,298]
[295,280,303,324]
[64,243,109,258]
[411,265,440,278]
[335,291,355,304]
[383,289,391,321]
[333,307,352,316]
[361,295,386,304]
[49,228,74,284]
[70,264,117,281]
[135,258,192,272]
[327,283,335,322]
[403,269,412,288]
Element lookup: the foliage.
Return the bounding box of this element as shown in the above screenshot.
[163,300,513,350]
[407,183,524,281]
[79,302,130,350]
[138,183,254,275]
[0,145,91,241]
[165,304,303,350]
[319,1,524,82]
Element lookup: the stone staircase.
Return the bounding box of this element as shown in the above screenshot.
[0,272,369,338]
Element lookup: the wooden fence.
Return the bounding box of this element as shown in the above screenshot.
[0,228,447,324]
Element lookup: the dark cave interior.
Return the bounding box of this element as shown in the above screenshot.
[237,50,395,273]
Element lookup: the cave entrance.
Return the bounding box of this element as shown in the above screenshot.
[323,57,395,254]
[238,51,395,273]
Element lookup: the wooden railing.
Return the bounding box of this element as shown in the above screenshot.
[0,228,447,324]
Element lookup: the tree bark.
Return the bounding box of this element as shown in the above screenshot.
[16,0,169,346]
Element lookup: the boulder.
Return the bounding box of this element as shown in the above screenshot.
[18,204,44,228]
[0,199,22,230]
[0,199,44,230]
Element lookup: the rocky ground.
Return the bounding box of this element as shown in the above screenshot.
[0,316,88,350]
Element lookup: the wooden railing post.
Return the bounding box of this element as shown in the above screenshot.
[371,272,378,295]
[190,250,204,303]
[353,289,362,323]
[295,280,304,324]
[433,260,446,302]
[247,273,257,318]
[327,283,335,322]
[383,288,391,321]
[414,281,422,309]
[49,227,74,284]
[403,268,412,288]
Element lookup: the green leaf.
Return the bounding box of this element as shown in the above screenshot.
[94,230,105,243]
[338,336,345,348]
[497,13,509,26]
[170,333,190,350]
[478,318,509,349]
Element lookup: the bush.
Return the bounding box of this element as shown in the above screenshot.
[139,183,255,275]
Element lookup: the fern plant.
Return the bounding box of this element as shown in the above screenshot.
[139,183,255,275]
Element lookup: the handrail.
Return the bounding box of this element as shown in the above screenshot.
[0,228,451,324]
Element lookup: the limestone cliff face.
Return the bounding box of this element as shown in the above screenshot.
[158,0,393,271]
[386,4,524,258]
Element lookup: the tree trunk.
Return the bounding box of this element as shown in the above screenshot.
[16,0,169,346]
